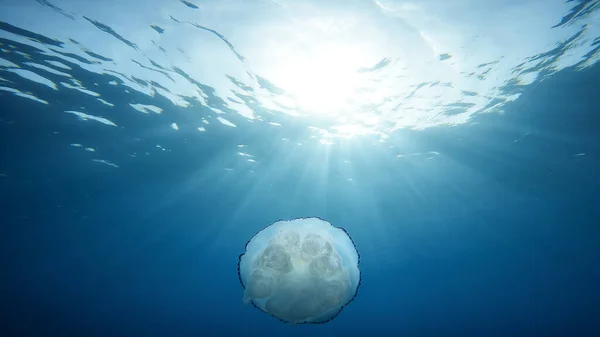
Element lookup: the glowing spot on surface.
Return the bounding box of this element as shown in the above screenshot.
[24,62,71,77]
[217,116,236,127]
[0,57,19,68]
[265,43,371,115]
[97,98,114,107]
[198,126,206,132]
[171,122,179,130]
[5,69,57,90]
[0,86,48,104]
[65,110,117,127]
[238,217,361,324]
[45,60,71,70]
[60,82,100,96]
[92,159,118,168]
[130,103,163,114]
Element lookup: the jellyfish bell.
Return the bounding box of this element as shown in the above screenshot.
[238,217,361,324]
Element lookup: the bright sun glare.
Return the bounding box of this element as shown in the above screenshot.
[266,41,377,117]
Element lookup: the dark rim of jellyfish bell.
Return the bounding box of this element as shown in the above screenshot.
[237,216,362,325]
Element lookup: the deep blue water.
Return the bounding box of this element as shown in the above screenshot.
[1,1,600,336]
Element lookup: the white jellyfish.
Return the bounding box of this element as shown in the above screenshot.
[237,217,361,324]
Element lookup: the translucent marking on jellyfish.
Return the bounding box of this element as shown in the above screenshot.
[217,116,236,127]
[65,110,117,127]
[238,217,361,325]
[5,68,57,90]
[130,103,163,114]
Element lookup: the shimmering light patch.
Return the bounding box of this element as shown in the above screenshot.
[130,103,163,114]
[97,98,114,106]
[23,62,71,77]
[65,110,118,127]
[60,82,100,96]
[0,86,48,104]
[0,57,19,68]
[198,127,206,132]
[217,116,236,127]
[92,159,119,168]
[85,148,95,152]
[15,51,31,59]
[397,151,441,160]
[5,68,57,90]
[45,60,71,70]
[171,122,179,130]
[156,144,170,152]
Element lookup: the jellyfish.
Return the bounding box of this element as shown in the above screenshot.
[237,217,361,324]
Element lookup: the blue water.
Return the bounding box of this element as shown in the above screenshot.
[1,0,600,336]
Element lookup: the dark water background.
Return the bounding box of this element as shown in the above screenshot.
[1,3,600,337]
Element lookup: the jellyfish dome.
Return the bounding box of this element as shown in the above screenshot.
[237,217,361,324]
